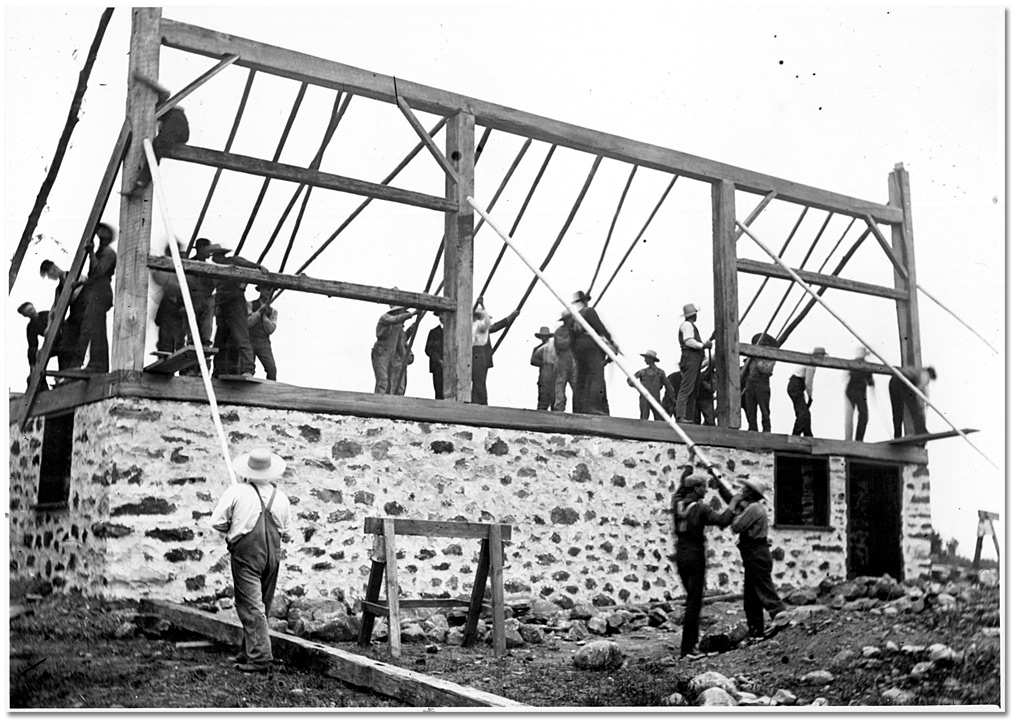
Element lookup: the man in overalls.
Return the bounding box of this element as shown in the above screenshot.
[211,449,292,673]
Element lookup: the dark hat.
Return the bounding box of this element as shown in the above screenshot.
[681,472,711,490]
[95,223,116,243]
[535,326,553,339]
[194,238,231,257]
[571,290,591,304]
[751,332,778,347]
[17,301,34,315]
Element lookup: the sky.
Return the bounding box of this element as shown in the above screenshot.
[2,4,1008,565]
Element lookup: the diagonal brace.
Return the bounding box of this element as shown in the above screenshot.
[156,53,240,119]
[395,91,459,182]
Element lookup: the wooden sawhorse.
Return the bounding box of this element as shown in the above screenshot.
[357,517,513,658]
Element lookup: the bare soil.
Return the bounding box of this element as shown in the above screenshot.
[8,584,1000,709]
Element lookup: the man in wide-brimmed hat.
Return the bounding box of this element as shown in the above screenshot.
[672,468,740,658]
[211,448,292,673]
[530,325,557,410]
[248,285,279,381]
[568,290,618,415]
[552,310,576,412]
[209,243,266,378]
[372,304,416,395]
[675,303,712,423]
[730,477,788,640]
[787,346,826,437]
[629,349,674,421]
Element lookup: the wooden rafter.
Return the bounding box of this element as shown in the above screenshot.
[588,164,638,296]
[166,145,457,212]
[737,258,907,300]
[146,256,456,311]
[155,53,239,119]
[160,18,902,225]
[761,211,833,335]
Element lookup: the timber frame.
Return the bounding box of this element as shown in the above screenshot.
[11,9,926,463]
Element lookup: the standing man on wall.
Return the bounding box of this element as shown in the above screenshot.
[569,290,617,415]
[672,470,739,659]
[629,349,673,420]
[211,448,292,674]
[889,365,938,438]
[743,332,777,433]
[530,326,557,411]
[552,310,576,412]
[17,302,57,390]
[72,222,117,373]
[693,351,717,426]
[210,244,264,378]
[675,303,712,423]
[248,286,278,381]
[787,346,825,437]
[425,312,444,399]
[40,259,87,371]
[372,305,415,395]
[470,296,519,405]
[730,477,789,640]
[844,346,875,441]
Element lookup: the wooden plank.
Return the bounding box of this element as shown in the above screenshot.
[362,598,471,616]
[45,369,95,380]
[165,144,457,213]
[159,19,903,225]
[738,344,891,374]
[138,599,520,707]
[18,122,132,427]
[978,510,999,521]
[736,258,908,300]
[216,373,263,383]
[358,560,385,647]
[147,256,457,311]
[443,111,475,402]
[383,518,401,659]
[363,517,513,541]
[462,540,490,648]
[142,346,217,375]
[395,94,458,181]
[888,164,923,371]
[99,374,929,465]
[489,523,506,658]
[877,428,978,446]
[113,8,163,376]
[712,179,740,428]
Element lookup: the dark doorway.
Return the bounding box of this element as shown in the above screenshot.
[846,461,902,580]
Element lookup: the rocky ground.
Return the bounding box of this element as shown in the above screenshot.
[8,570,1001,709]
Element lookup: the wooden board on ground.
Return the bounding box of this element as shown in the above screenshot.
[138,599,521,708]
[879,428,978,446]
[143,346,217,375]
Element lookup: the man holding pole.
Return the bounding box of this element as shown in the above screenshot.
[675,303,712,423]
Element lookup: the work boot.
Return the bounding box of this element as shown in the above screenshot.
[235,662,270,674]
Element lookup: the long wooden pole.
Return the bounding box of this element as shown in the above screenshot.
[735,219,996,469]
[469,196,737,487]
[9,8,114,294]
[587,164,638,296]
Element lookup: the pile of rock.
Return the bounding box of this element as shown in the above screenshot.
[660,670,830,708]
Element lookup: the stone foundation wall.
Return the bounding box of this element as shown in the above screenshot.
[9,398,927,604]
[901,463,933,581]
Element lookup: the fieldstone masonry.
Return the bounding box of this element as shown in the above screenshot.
[9,398,931,603]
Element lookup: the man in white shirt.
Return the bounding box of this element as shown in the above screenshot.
[787,346,825,437]
[211,448,292,673]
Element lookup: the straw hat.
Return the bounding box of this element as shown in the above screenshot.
[682,303,699,318]
[641,349,659,362]
[741,477,769,502]
[232,448,286,481]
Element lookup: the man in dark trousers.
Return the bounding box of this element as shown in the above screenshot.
[568,290,617,415]
[209,244,265,378]
[73,223,117,372]
[844,346,875,441]
[211,448,291,674]
[889,365,938,438]
[787,346,824,437]
[470,296,519,405]
[247,286,279,380]
[372,306,416,395]
[664,366,682,419]
[731,477,789,639]
[180,238,220,376]
[424,313,444,399]
[40,259,87,370]
[123,70,190,198]
[531,326,557,411]
[552,310,576,412]
[672,469,739,659]
[743,332,777,432]
[629,349,673,420]
[675,303,712,423]
[153,243,186,354]
[694,351,717,426]
[17,301,58,390]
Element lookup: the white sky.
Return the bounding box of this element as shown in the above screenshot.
[2,4,1008,563]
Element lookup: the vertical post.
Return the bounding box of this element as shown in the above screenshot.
[888,163,922,369]
[443,111,475,402]
[712,179,740,428]
[383,518,401,658]
[488,523,506,657]
[111,7,161,373]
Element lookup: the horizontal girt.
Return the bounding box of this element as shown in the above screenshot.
[738,343,892,374]
[147,256,457,311]
[159,18,903,224]
[736,258,908,300]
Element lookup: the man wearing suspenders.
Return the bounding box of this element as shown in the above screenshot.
[212,449,292,673]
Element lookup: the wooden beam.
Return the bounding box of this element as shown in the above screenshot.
[18,123,131,427]
[112,7,162,377]
[738,343,891,374]
[364,518,513,541]
[887,164,923,369]
[395,93,458,181]
[93,373,928,465]
[138,599,521,708]
[877,428,978,446]
[164,144,457,213]
[156,53,239,119]
[442,112,475,402]
[712,179,740,428]
[159,18,902,224]
[147,256,456,311]
[737,258,908,300]
[383,518,401,658]
[488,523,506,658]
